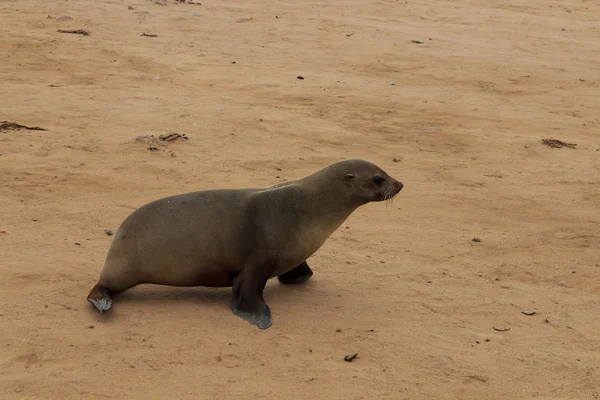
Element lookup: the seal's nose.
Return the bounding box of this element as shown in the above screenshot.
[396,181,404,191]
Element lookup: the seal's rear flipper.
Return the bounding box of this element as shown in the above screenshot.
[87,284,113,313]
[278,261,313,285]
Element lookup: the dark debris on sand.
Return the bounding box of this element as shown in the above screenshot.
[0,121,48,132]
[57,29,90,36]
[542,138,577,149]
[159,132,188,142]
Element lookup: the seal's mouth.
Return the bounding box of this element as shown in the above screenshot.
[379,181,403,202]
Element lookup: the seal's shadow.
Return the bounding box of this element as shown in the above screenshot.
[114,280,315,310]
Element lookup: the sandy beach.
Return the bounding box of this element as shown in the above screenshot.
[1,0,599,398]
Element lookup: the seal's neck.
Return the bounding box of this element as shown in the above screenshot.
[296,174,362,223]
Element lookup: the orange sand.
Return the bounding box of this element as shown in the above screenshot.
[1,0,599,398]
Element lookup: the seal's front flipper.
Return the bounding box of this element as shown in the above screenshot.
[87,284,113,313]
[231,267,272,329]
[278,261,314,285]
[232,303,272,330]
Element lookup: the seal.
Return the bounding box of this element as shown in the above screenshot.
[86,159,403,329]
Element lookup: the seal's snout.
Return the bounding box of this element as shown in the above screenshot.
[375,178,404,202]
[389,179,403,197]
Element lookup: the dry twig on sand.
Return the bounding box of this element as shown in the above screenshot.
[542,138,577,149]
[0,121,47,132]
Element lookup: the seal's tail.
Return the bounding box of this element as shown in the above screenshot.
[87,284,113,313]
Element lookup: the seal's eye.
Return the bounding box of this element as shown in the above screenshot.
[372,176,386,186]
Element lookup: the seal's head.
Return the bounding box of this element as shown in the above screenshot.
[322,159,404,206]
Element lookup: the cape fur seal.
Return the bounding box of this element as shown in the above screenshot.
[87,159,403,329]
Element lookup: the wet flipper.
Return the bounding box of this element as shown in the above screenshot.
[277,261,314,285]
[87,284,113,313]
[232,303,272,330]
[231,267,272,329]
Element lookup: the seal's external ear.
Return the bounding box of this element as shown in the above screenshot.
[345,173,357,180]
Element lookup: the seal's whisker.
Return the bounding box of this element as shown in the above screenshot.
[387,188,398,204]
[384,189,393,204]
